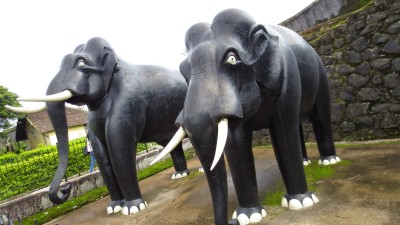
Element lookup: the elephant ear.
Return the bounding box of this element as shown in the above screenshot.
[174,110,184,128]
[249,24,283,100]
[101,46,118,93]
[179,58,191,84]
[73,44,85,53]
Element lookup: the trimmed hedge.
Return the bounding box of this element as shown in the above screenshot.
[0,138,89,201]
[0,138,158,202]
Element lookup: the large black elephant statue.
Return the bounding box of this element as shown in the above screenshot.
[154,9,340,225]
[8,37,190,215]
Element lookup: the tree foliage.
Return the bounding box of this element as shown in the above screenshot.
[0,85,21,137]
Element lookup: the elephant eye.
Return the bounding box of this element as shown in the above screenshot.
[77,60,85,68]
[225,55,238,65]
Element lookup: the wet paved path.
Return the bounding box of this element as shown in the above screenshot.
[46,147,280,225]
[46,142,400,225]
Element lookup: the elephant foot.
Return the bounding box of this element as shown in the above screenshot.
[171,169,190,180]
[199,166,204,173]
[122,199,147,215]
[281,192,319,210]
[318,155,341,165]
[107,200,125,214]
[303,157,312,166]
[229,206,267,225]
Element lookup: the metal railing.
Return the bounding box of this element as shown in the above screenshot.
[0,139,159,202]
[0,139,89,202]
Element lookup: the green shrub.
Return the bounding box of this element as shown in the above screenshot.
[0,152,19,164]
[0,139,90,201]
[137,142,158,154]
[0,147,7,155]
[0,138,159,201]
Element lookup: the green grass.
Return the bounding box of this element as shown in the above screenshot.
[22,150,194,225]
[22,186,109,224]
[340,0,375,15]
[261,140,397,206]
[259,139,400,151]
[302,139,400,149]
[262,184,286,206]
[262,159,351,206]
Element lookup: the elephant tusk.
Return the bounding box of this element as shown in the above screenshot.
[210,117,228,171]
[150,127,186,165]
[5,103,47,113]
[18,90,73,102]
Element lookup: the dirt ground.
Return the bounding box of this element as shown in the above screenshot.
[46,141,400,225]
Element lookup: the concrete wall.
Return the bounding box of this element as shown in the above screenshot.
[47,125,87,146]
[0,171,104,221]
[25,124,45,149]
[280,0,352,32]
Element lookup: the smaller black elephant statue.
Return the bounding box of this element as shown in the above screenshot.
[7,37,190,215]
[154,9,340,225]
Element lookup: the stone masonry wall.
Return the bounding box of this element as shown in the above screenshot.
[281,0,351,32]
[301,0,400,141]
[253,0,399,144]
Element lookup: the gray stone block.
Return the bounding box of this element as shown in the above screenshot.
[384,73,400,88]
[371,58,391,70]
[387,21,400,33]
[348,74,369,88]
[346,103,370,118]
[382,40,400,54]
[352,37,368,52]
[357,88,381,101]
[356,62,371,75]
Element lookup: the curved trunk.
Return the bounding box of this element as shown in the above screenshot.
[46,101,71,204]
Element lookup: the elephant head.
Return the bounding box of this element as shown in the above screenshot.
[14,37,119,204]
[162,9,283,169]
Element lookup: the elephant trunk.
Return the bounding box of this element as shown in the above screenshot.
[46,101,71,204]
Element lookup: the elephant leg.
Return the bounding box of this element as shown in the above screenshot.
[309,109,340,165]
[157,140,189,180]
[225,123,267,224]
[106,122,146,215]
[299,124,311,166]
[310,69,340,165]
[89,132,124,214]
[269,105,318,210]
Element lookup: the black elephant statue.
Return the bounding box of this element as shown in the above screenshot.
[7,37,191,215]
[154,9,340,225]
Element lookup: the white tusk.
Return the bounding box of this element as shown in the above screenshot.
[150,127,186,165]
[18,90,73,102]
[5,103,47,113]
[210,118,228,171]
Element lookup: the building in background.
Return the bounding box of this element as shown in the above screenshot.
[14,107,88,149]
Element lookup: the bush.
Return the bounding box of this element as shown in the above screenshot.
[0,138,90,201]
[136,142,157,154]
[0,138,159,201]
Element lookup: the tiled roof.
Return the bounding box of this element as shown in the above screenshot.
[27,107,88,133]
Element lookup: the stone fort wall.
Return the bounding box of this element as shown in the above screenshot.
[280,0,354,32]
[254,0,400,144]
